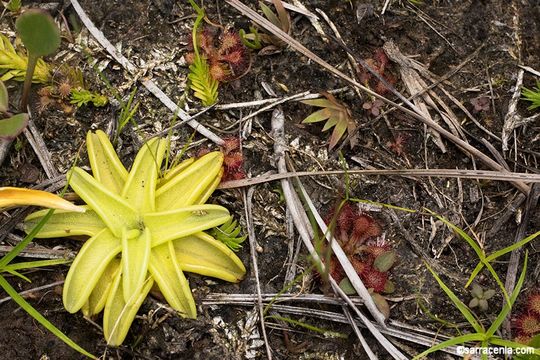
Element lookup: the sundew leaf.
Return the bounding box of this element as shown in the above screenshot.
[15,9,60,57]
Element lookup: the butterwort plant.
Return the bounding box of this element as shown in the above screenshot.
[25,130,246,345]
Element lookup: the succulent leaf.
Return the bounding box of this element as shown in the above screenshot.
[24,206,103,237]
[156,152,223,210]
[0,186,83,212]
[173,232,246,282]
[149,241,196,318]
[63,229,121,313]
[158,158,195,186]
[145,205,230,246]
[82,258,120,317]
[0,80,8,112]
[0,113,28,140]
[68,167,138,237]
[86,130,128,194]
[121,227,151,303]
[121,138,167,213]
[103,271,154,346]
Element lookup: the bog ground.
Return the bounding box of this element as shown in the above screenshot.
[0,0,539,359]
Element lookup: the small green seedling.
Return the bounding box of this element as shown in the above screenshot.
[116,87,140,135]
[301,92,356,150]
[187,0,218,106]
[260,0,290,34]
[210,217,247,251]
[0,80,28,140]
[468,283,495,312]
[414,253,539,359]
[522,81,540,110]
[239,1,290,49]
[70,88,108,108]
[239,26,262,50]
[15,9,60,110]
[3,0,21,13]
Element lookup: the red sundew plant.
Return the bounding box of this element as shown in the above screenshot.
[220,136,245,181]
[320,202,397,295]
[516,314,540,335]
[513,292,540,344]
[527,292,540,316]
[186,26,251,82]
[386,133,410,156]
[357,48,396,96]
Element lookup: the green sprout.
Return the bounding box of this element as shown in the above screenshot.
[70,88,108,108]
[414,209,540,359]
[187,0,218,106]
[210,217,247,251]
[414,254,536,360]
[24,130,246,346]
[15,9,60,110]
[3,0,21,13]
[468,284,496,312]
[301,93,356,150]
[522,81,540,110]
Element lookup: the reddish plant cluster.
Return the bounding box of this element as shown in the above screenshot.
[323,202,396,294]
[186,26,250,82]
[357,48,396,96]
[514,292,540,345]
[386,132,410,156]
[220,136,245,181]
[37,65,82,114]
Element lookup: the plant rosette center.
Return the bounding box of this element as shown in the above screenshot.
[24,130,246,346]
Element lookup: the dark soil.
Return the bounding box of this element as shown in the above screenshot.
[0,0,539,359]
